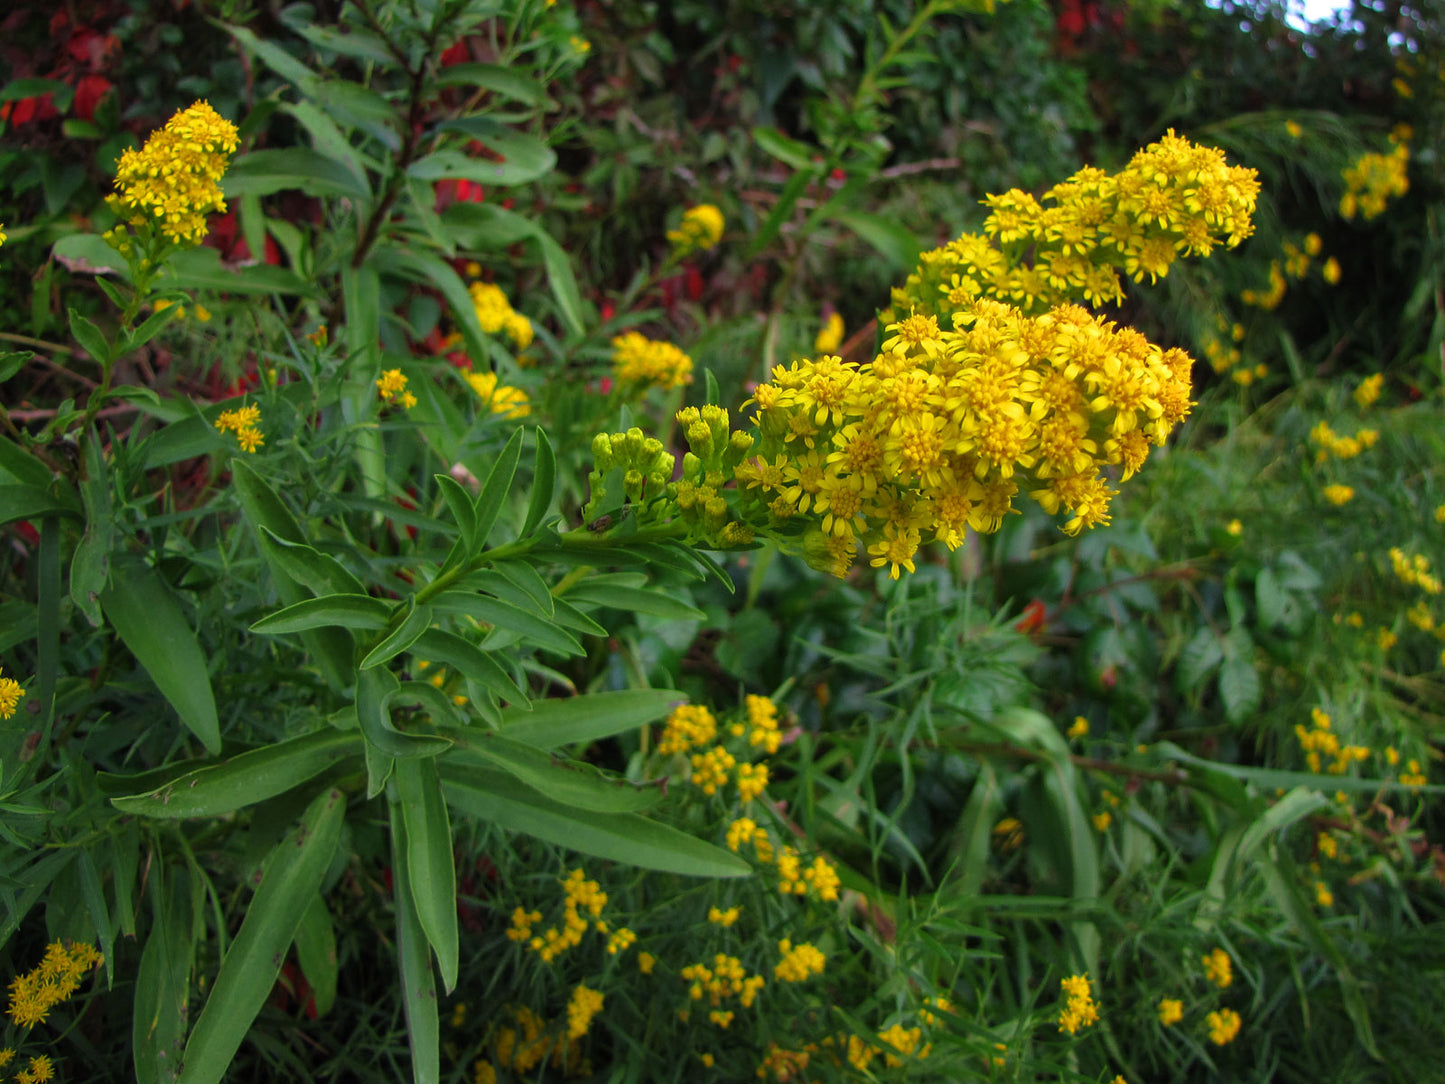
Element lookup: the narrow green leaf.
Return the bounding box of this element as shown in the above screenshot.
[521,428,554,537]
[257,528,367,597]
[356,666,453,760]
[106,730,362,819]
[389,805,439,1084]
[101,556,220,754]
[71,429,113,626]
[178,787,346,1084]
[451,737,663,813]
[0,435,53,488]
[134,868,193,1084]
[394,760,459,992]
[473,427,523,551]
[563,583,705,621]
[294,894,338,1018]
[410,629,527,707]
[491,561,554,616]
[443,593,582,657]
[831,209,920,269]
[360,600,434,670]
[746,166,819,258]
[0,485,83,526]
[435,473,477,556]
[250,594,391,634]
[441,764,748,877]
[498,689,681,750]
[432,63,545,104]
[69,307,111,364]
[945,763,1002,900]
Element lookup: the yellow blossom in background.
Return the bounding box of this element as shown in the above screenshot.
[815,311,845,355]
[1286,119,1303,137]
[879,1023,927,1067]
[1322,484,1354,506]
[0,222,7,248]
[1435,504,1445,523]
[465,370,531,419]
[1202,947,1233,988]
[1226,519,1244,536]
[1205,1007,1242,1046]
[1322,256,1342,284]
[565,984,603,1039]
[214,402,264,453]
[637,951,656,975]
[1092,809,1112,832]
[17,1053,55,1084]
[107,100,239,245]
[707,906,740,927]
[1057,973,1099,1034]
[6,941,104,1028]
[1401,758,1427,787]
[1315,880,1334,907]
[1067,715,1089,739]
[667,203,725,256]
[1339,144,1409,220]
[473,1060,497,1084]
[774,939,826,983]
[1353,373,1383,408]
[467,282,533,349]
[611,331,694,390]
[1157,997,1183,1026]
[659,703,717,755]
[0,667,26,720]
[376,368,418,410]
[569,35,591,55]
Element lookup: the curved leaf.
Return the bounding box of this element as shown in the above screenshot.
[251,594,391,634]
[498,688,682,750]
[393,760,458,992]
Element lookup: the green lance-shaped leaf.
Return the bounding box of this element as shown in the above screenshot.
[393,760,459,992]
[498,688,682,750]
[409,629,528,708]
[177,787,345,1084]
[360,599,434,670]
[390,803,440,1084]
[70,428,114,626]
[250,594,392,635]
[134,868,194,1084]
[0,484,83,527]
[434,473,477,556]
[106,730,362,819]
[562,582,706,621]
[356,666,453,765]
[945,762,1003,901]
[100,556,220,754]
[440,763,748,878]
[437,592,582,657]
[450,736,663,814]
[521,428,555,537]
[255,529,366,597]
[472,426,524,552]
[293,894,338,1018]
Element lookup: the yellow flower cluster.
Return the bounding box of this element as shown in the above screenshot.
[469,282,533,349]
[1339,144,1409,221]
[1309,420,1378,461]
[660,697,783,806]
[681,953,766,1013]
[878,1023,928,1067]
[1157,997,1183,1026]
[1322,484,1354,506]
[0,666,26,720]
[1389,547,1442,595]
[565,984,604,1040]
[465,370,530,419]
[814,312,845,355]
[776,846,841,901]
[689,745,736,796]
[729,694,783,753]
[0,222,7,248]
[1206,1007,1242,1046]
[1353,373,1384,408]
[7,1052,54,1084]
[667,204,725,256]
[1057,973,1099,1034]
[658,703,718,756]
[527,869,608,963]
[1400,758,1428,788]
[1240,234,1329,313]
[740,297,1195,577]
[1201,947,1233,988]
[214,402,264,453]
[892,130,1259,320]
[1295,707,1369,775]
[6,941,104,1028]
[376,368,418,410]
[485,1004,585,1077]
[610,331,694,391]
[107,100,238,246]
[506,907,542,943]
[773,939,826,984]
[707,906,740,927]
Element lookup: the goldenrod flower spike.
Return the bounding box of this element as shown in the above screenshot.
[667,204,725,256]
[108,101,239,246]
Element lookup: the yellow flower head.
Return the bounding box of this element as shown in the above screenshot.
[1205,1007,1241,1045]
[1202,947,1233,988]
[465,370,531,419]
[815,311,845,355]
[667,204,725,255]
[0,667,26,720]
[1157,997,1183,1026]
[1057,973,1099,1034]
[1322,484,1354,506]
[109,101,239,245]
[611,332,694,391]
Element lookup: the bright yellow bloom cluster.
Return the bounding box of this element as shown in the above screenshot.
[605,926,636,955]
[1353,373,1384,408]
[1310,420,1378,462]
[528,869,607,963]
[730,694,783,753]
[878,1023,928,1067]
[892,130,1259,319]
[7,941,104,1028]
[214,402,264,453]
[1322,484,1354,506]
[740,297,1195,577]
[814,312,845,355]
[1400,758,1428,788]
[658,703,717,756]
[775,846,841,901]
[735,761,769,802]
[107,101,238,245]
[0,666,26,720]
[376,368,418,410]
[1389,547,1442,595]
[773,939,826,983]
[682,953,765,1009]
[1201,947,1233,988]
[488,1005,583,1076]
[610,331,694,391]
[1205,1007,1241,1045]
[1295,707,1369,775]
[465,370,530,419]
[469,282,533,348]
[1157,997,1183,1026]
[725,816,772,859]
[13,1052,54,1084]
[506,907,542,943]
[1057,973,1099,1034]
[1339,144,1409,221]
[565,984,604,1039]
[689,745,737,796]
[667,204,725,256]
[0,222,7,248]
[1067,715,1089,739]
[707,906,740,927]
